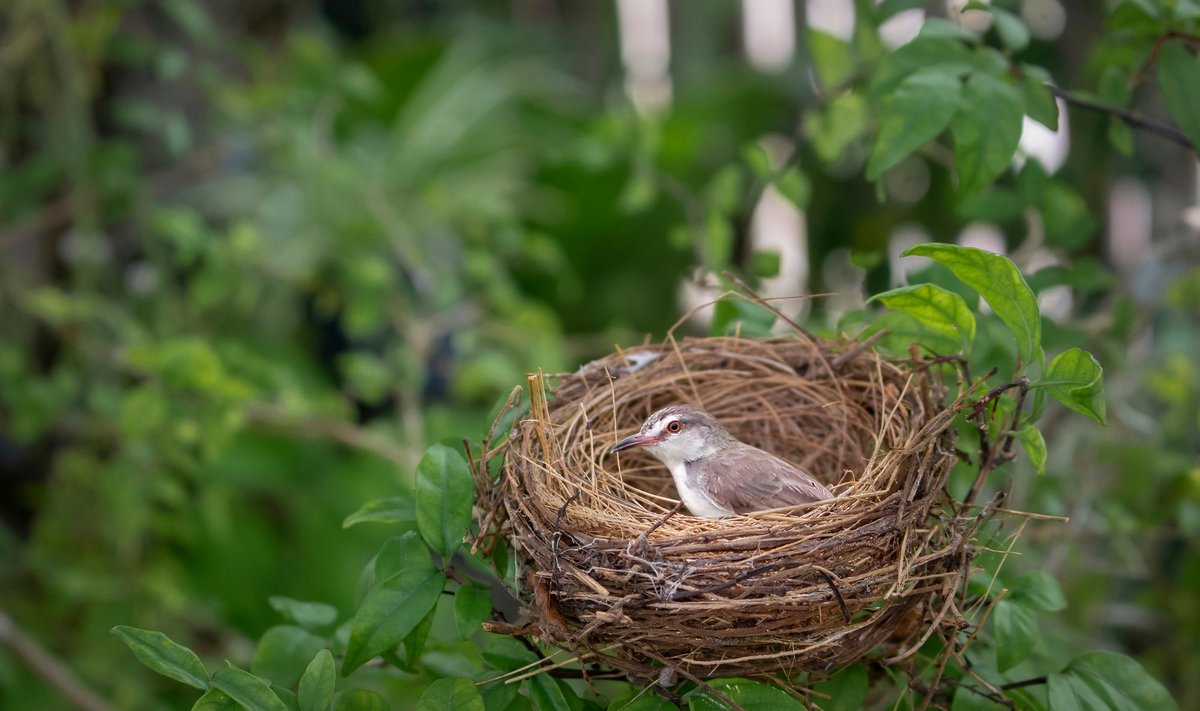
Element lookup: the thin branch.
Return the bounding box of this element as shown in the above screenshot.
[1045,84,1195,151]
[1001,675,1048,691]
[243,404,412,466]
[0,608,117,711]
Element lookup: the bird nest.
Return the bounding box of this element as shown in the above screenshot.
[471,332,977,685]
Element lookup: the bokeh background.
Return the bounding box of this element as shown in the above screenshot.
[1,0,1198,709]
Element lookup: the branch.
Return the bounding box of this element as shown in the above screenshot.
[1045,85,1195,151]
[0,607,117,711]
[243,404,413,466]
[1001,675,1048,691]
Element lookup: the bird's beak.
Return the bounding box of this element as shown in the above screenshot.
[610,432,656,453]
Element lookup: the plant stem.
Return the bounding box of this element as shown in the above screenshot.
[0,608,117,711]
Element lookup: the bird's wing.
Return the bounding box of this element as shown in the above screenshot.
[703,445,834,514]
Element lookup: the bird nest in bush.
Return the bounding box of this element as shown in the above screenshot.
[471,330,980,685]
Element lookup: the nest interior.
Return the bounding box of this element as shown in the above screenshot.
[474,335,969,682]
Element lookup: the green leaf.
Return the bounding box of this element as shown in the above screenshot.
[374,531,436,582]
[161,0,215,45]
[869,284,976,352]
[455,585,493,640]
[751,250,781,279]
[1178,0,1200,20]
[773,168,810,209]
[688,678,804,710]
[482,635,538,670]
[951,687,1007,710]
[211,667,290,711]
[992,599,1037,672]
[958,188,1026,222]
[901,244,1042,365]
[711,298,777,338]
[194,689,241,711]
[741,142,772,178]
[333,689,390,711]
[529,675,572,711]
[608,689,676,710]
[342,570,445,675]
[812,665,868,711]
[1109,118,1134,156]
[1017,426,1047,476]
[1029,387,1047,424]
[705,166,743,215]
[864,311,961,355]
[342,497,416,529]
[618,170,657,214]
[1019,65,1059,130]
[274,686,300,711]
[702,212,733,270]
[417,678,485,711]
[1048,651,1178,711]
[1098,65,1131,106]
[1038,348,1106,425]
[298,650,336,711]
[111,626,209,691]
[875,0,928,22]
[1010,571,1066,613]
[869,38,974,97]
[1157,41,1200,156]
[401,606,436,669]
[868,68,964,180]
[803,91,867,164]
[1027,259,1115,294]
[268,597,338,631]
[991,8,1030,52]
[808,30,855,90]
[252,626,327,688]
[1039,181,1096,249]
[952,73,1025,196]
[415,442,475,558]
[479,677,520,711]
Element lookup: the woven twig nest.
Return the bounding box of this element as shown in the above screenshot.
[473,333,971,683]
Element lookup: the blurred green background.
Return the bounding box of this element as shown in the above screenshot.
[1,0,1198,709]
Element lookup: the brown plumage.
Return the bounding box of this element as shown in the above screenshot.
[611,404,834,517]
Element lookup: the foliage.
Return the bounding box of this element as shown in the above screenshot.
[117,221,1141,709]
[2,0,1198,709]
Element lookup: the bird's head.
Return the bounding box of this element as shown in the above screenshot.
[610,405,732,465]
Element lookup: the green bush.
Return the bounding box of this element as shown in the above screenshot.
[2,0,1198,709]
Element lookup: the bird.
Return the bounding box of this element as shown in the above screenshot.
[609,404,835,518]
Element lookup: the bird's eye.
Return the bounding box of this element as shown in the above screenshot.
[666,420,682,433]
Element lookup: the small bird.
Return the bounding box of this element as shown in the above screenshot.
[610,404,834,518]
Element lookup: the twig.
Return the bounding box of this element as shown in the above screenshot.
[244,404,411,466]
[666,562,791,601]
[957,503,1069,523]
[963,379,1027,507]
[815,570,852,623]
[963,667,1017,709]
[0,608,117,711]
[1000,383,1029,458]
[944,677,1016,710]
[628,503,683,558]
[1045,84,1195,151]
[550,492,581,592]
[1001,675,1048,691]
[1131,30,1200,87]
[831,330,889,370]
[722,270,817,340]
